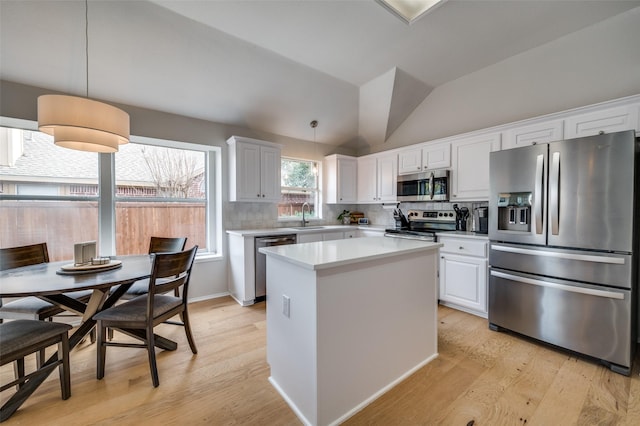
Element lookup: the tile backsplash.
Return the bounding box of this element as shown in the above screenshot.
[224,200,487,230]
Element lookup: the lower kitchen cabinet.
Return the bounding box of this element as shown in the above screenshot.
[438,236,488,317]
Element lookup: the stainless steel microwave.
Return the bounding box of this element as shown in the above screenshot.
[397,170,450,202]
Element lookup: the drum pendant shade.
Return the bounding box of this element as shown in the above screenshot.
[37,94,130,153]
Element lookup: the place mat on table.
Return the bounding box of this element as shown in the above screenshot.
[56,260,122,275]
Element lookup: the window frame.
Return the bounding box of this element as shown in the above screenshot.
[0,117,221,258]
[278,156,321,221]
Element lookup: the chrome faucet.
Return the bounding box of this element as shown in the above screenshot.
[301,202,310,227]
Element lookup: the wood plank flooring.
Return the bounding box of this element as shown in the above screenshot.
[2,297,639,425]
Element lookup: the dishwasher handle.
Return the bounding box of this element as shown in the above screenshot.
[256,236,297,245]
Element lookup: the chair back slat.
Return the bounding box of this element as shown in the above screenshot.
[146,246,198,316]
[0,243,49,271]
[148,237,187,254]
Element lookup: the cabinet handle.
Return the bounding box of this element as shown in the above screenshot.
[257,194,260,197]
[440,256,445,259]
[459,246,464,250]
[417,166,421,170]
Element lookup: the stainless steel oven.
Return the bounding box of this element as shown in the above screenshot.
[397,170,450,202]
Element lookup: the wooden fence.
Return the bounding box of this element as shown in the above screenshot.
[0,200,206,261]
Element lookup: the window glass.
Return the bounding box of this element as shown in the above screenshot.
[114,143,207,255]
[0,127,99,261]
[279,157,319,219]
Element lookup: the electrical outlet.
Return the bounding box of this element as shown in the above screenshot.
[282,295,290,318]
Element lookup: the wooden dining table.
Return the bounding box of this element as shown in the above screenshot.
[0,254,178,407]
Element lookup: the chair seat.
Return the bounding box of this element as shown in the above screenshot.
[94,295,182,324]
[0,320,72,362]
[0,290,93,320]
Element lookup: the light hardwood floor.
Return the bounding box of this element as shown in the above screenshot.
[2,296,640,425]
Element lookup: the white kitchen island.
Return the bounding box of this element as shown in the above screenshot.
[259,236,442,426]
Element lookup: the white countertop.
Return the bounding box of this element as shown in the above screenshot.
[259,236,442,271]
[227,225,386,237]
[436,231,489,240]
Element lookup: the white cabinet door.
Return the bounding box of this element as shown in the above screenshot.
[503,120,564,150]
[260,145,281,202]
[357,156,378,203]
[399,143,450,174]
[325,155,357,204]
[564,105,639,138]
[297,233,323,243]
[439,253,487,315]
[337,157,357,203]
[377,153,397,202]
[228,136,282,202]
[234,142,262,201]
[451,133,501,201]
[322,231,344,241]
[423,142,451,170]
[398,147,423,175]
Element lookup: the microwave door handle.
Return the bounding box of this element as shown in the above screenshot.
[534,154,544,234]
[429,172,435,200]
[549,151,560,235]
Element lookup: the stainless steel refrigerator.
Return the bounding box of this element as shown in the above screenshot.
[488,130,639,375]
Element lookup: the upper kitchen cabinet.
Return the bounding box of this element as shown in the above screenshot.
[502,120,564,150]
[564,105,639,138]
[324,154,357,204]
[398,142,451,175]
[227,136,282,202]
[357,153,397,203]
[451,133,501,201]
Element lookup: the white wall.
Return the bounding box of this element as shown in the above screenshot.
[370,6,640,154]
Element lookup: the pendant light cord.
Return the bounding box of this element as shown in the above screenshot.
[85,0,89,98]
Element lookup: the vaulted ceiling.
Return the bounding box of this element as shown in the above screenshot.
[1,1,638,149]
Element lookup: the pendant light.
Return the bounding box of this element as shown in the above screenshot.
[37,0,129,153]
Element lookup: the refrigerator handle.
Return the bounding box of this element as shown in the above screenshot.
[429,172,435,200]
[549,151,560,235]
[534,154,544,234]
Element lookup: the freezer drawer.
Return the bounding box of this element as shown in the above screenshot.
[489,268,633,372]
[490,243,632,289]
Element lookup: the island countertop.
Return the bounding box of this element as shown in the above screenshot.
[259,236,442,271]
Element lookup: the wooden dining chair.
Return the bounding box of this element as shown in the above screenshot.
[0,320,72,421]
[120,237,188,299]
[94,246,198,387]
[0,243,94,361]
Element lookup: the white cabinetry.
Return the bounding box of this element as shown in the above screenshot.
[357,228,385,238]
[564,105,639,138]
[227,136,282,202]
[451,133,501,201]
[357,153,397,203]
[398,142,450,175]
[503,120,564,150]
[297,233,323,243]
[438,236,488,317]
[324,154,357,204]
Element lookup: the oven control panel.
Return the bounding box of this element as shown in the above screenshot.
[407,210,456,222]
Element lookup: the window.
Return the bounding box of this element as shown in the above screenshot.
[278,157,319,220]
[0,127,99,261]
[0,122,219,261]
[114,143,207,255]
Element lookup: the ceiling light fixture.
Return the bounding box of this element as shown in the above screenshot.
[376,0,446,25]
[37,0,129,153]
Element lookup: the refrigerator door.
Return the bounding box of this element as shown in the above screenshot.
[489,267,632,373]
[489,143,547,245]
[547,131,635,252]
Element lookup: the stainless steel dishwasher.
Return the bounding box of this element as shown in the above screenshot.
[254,234,297,302]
